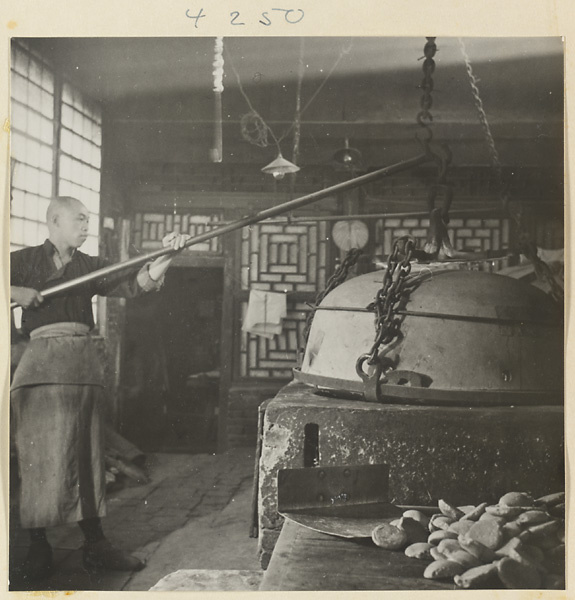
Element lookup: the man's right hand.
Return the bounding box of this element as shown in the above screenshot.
[11,286,44,308]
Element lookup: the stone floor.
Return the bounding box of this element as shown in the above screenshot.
[9,448,263,592]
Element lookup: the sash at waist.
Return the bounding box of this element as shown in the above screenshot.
[11,322,104,390]
[30,322,90,339]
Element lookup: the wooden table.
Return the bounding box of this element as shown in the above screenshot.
[260,520,454,591]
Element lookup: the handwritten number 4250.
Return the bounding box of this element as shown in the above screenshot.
[185,8,305,28]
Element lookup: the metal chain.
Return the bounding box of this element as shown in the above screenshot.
[357,237,415,374]
[416,37,437,143]
[303,247,363,342]
[458,38,502,183]
[458,38,563,304]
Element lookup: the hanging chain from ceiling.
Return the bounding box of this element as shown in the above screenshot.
[458,38,563,303]
[416,37,437,143]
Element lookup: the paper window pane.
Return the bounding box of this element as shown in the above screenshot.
[28,82,42,112]
[40,118,53,145]
[11,101,27,132]
[13,48,29,76]
[11,135,23,163]
[92,145,101,169]
[93,126,102,147]
[11,189,25,217]
[24,219,40,246]
[27,109,41,137]
[71,158,82,183]
[59,154,71,180]
[24,192,39,219]
[41,68,54,93]
[37,197,50,222]
[59,179,72,196]
[91,168,101,192]
[39,170,52,198]
[62,82,73,104]
[72,133,82,157]
[61,103,73,128]
[40,90,54,119]
[60,128,72,154]
[25,166,40,194]
[72,107,82,132]
[93,104,102,124]
[73,183,84,200]
[40,143,53,172]
[11,72,28,103]
[82,138,92,164]
[88,217,99,236]
[82,114,92,139]
[29,58,42,86]
[26,140,41,169]
[11,217,25,244]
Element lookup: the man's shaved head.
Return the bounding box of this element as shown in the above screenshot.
[47,196,90,250]
[46,196,86,223]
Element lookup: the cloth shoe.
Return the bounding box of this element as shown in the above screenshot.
[15,540,54,582]
[82,538,146,572]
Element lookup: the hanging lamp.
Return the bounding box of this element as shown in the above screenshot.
[261,151,300,180]
[332,137,363,170]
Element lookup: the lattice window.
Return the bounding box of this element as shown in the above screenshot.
[132,212,224,253]
[238,220,330,378]
[58,82,102,256]
[239,300,309,378]
[10,40,55,251]
[376,216,512,271]
[240,221,328,292]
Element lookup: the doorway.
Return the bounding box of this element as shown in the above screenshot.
[121,266,223,454]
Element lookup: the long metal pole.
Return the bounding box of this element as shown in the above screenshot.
[11,153,431,309]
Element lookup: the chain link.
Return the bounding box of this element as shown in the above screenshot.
[357,237,415,376]
[458,38,502,182]
[416,37,437,143]
[303,247,363,342]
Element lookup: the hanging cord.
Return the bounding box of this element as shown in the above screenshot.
[210,37,224,162]
[225,38,353,151]
[458,38,563,303]
[291,38,306,170]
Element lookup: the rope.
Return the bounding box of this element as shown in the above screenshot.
[225,38,353,150]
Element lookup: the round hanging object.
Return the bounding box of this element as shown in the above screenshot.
[294,268,563,406]
[332,220,369,251]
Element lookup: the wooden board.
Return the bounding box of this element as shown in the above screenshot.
[260,520,454,591]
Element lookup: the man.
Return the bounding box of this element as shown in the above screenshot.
[10,196,189,580]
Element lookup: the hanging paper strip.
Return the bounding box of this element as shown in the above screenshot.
[210,37,224,163]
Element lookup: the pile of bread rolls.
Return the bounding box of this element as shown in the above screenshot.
[371,491,565,589]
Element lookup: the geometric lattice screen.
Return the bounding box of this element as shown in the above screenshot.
[239,221,329,378]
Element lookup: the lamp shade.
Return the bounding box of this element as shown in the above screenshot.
[261,153,300,180]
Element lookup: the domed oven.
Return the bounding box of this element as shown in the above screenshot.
[257,266,564,567]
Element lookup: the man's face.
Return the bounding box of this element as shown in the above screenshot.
[54,200,90,249]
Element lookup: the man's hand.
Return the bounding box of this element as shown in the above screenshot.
[162,232,191,252]
[142,232,192,286]
[11,286,44,309]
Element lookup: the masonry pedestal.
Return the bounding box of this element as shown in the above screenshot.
[257,382,564,568]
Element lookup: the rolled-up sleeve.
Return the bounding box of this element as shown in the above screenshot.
[91,258,164,298]
[136,262,166,292]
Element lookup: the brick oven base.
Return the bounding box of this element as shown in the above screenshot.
[257,382,564,568]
